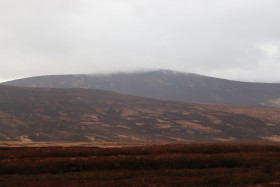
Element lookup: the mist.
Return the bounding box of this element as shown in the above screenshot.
[0,0,280,83]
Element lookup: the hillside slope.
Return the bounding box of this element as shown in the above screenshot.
[3,70,280,107]
[0,85,280,142]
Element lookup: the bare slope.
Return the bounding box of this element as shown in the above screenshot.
[0,85,280,142]
[3,70,280,107]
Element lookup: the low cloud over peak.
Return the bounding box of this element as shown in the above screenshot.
[0,0,280,83]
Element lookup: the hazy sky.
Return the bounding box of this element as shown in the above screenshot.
[1,0,280,82]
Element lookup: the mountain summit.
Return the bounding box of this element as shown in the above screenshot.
[3,70,280,107]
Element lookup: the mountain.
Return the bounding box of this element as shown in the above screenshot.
[0,85,280,142]
[3,70,280,107]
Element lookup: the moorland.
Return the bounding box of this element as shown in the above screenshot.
[1,143,280,186]
[1,70,280,186]
[1,85,280,142]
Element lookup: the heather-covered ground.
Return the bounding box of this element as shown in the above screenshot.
[1,85,280,142]
[1,143,280,186]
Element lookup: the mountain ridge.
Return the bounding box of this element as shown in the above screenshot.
[3,70,280,107]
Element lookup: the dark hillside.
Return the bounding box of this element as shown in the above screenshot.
[0,85,280,142]
[3,70,280,107]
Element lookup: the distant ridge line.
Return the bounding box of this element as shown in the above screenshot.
[2,69,280,107]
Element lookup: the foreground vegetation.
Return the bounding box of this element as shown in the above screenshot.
[1,143,280,186]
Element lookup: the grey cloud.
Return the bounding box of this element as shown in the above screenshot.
[0,0,280,82]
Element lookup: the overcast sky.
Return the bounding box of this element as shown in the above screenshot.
[1,0,280,83]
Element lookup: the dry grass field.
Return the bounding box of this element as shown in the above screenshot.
[1,142,280,186]
[0,141,162,148]
[1,85,280,142]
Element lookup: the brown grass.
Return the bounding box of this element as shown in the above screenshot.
[1,143,280,186]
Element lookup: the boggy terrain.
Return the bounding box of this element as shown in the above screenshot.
[1,143,280,186]
[1,85,280,142]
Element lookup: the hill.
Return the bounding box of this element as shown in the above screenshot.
[0,85,280,142]
[3,70,280,107]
